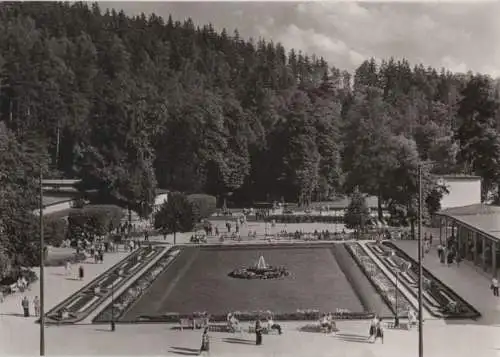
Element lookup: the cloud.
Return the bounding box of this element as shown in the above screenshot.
[110,1,500,77]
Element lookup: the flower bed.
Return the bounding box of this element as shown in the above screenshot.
[345,243,410,317]
[92,248,182,323]
[228,266,290,280]
[382,242,480,319]
[118,308,374,324]
[45,246,166,324]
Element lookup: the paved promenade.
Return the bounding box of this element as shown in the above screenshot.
[394,240,500,326]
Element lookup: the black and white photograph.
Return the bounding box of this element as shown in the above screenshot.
[0,1,499,356]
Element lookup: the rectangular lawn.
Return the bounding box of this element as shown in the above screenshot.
[122,245,364,319]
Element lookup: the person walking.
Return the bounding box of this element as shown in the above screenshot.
[21,296,30,317]
[33,296,40,317]
[491,277,499,297]
[78,265,84,280]
[65,260,71,276]
[368,315,378,342]
[199,327,210,356]
[374,318,384,344]
[255,319,263,345]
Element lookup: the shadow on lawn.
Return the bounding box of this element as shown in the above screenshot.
[0,313,26,318]
[169,347,200,356]
[335,333,370,344]
[223,337,255,345]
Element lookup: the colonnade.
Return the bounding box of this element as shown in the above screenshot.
[438,216,499,278]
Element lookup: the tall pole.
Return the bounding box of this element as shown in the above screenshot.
[395,271,399,327]
[418,164,424,357]
[111,274,115,331]
[39,171,45,356]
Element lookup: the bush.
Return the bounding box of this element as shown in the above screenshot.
[44,218,68,247]
[44,252,87,267]
[187,194,217,221]
[67,205,124,241]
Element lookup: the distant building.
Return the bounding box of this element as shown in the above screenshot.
[318,195,390,224]
[435,175,482,209]
[34,179,82,217]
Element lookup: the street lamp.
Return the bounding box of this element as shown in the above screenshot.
[110,271,118,331]
[394,269,400,327]
[417,162,426,357]
[39,171,45,356]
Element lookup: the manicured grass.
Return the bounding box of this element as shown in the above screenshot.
[121,245,364,320]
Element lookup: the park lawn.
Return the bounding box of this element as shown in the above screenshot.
[121,245,364,320]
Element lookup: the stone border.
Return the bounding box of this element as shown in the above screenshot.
[382,242,481,320]
[92,247,182,323]
[44,246,166,324]
[345,242,411,317]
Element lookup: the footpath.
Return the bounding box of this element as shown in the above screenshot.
[395,240,500,326]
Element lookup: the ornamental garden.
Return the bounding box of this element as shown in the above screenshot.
[44,236,480,327]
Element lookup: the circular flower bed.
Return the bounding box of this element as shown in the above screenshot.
[228,266,290,280]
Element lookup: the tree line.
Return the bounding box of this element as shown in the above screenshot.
[1,1,500,231]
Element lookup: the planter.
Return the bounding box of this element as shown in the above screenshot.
[382,242,480,319]
[93,249,181,323]
[345,243,410,317]
[45,246,167,324]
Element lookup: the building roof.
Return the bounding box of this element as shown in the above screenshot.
[434,175,482,181]
[42,195,74,207]
[436,204,500,240]
[42,179,81,186]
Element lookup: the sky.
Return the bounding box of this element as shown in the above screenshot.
[105,1,500,77]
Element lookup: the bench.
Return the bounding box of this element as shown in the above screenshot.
[248,325,280,335]
[179,318,194,331]
[9,283,18,294]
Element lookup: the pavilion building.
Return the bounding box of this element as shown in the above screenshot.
[434,175,500,278]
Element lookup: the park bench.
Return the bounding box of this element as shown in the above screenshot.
[248,324,280,335]
[9,283,18,294]
[179,318,193,330]
[385,320,419,330]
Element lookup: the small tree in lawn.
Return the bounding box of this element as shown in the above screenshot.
[344,187,371,237]
[154,192,195,245]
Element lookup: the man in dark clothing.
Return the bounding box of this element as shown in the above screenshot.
[255,319,263,345]
[21,296,30,317]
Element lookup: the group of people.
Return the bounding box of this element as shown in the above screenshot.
[20,295,40,317]
[319,313,338,334]
[368,316,384,343]
[64,261,85,280]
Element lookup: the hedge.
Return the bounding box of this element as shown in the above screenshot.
[100,309,374,324]
[44,218,68,247]
[263,215,344,224]
[67,205,124,241]
[187,194,217,221]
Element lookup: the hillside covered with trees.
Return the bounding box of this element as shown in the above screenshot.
[1,1,500,228]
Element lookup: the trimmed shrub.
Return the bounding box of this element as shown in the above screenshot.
[44,218,68,247]
[67,205,124,241]
[45,252,87,267]
[188,194,217,221]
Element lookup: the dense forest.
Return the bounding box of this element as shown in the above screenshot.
[1,1,500,230]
